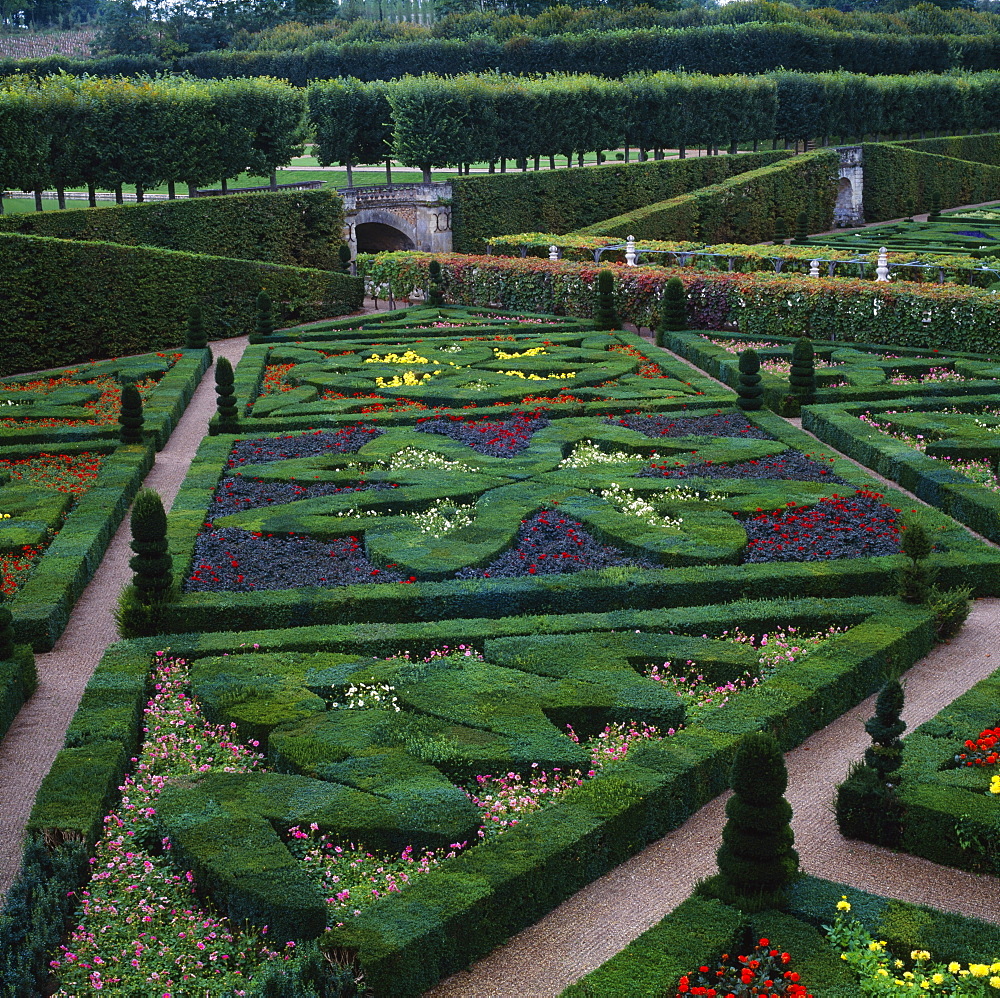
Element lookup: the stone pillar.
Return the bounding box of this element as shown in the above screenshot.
[625,235,637,266]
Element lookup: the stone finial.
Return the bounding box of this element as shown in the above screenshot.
[625,235,637,267]
[809,260,820,278]
[876,247,891,282]
[549,245,560,262]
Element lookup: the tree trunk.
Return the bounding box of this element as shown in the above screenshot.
[0,193,4,215]
[421,165,431,184]
[678,145,685,159]
[566,155,572,168]
[753,139,759,152]
[489,161,495,173]
[187,183,197,199]
[625,145,630,162]
[729,141,738,155]
[534,155,540,171]
[577,152,583,167]
[168,180,176,199]
[135,184,144,203]
[57,186,66,209]
[88,183,97,207]
[345,160,353,187]
[386,158,393,183]
[34,188,43,211]
[269,170,278,190]
[500,158,506,173]
[221,178,228,194]
[548,155,555,170]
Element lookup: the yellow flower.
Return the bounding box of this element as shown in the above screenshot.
[970,964,990,977]
[837,897,852,912]
[895,960,905,968]
[919,982,929,990]
[990,977,1000,990]
[365,350,429,364]
[932,975,944,985]
[494,346,547,359]
[990,775,1000,794]
[949,963,962,973]
[910,950,930,961]
[877,969,889,977]
[870,942,883,952]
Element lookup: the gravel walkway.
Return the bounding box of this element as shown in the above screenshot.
[0,322,997,998]
[0,336,247,894]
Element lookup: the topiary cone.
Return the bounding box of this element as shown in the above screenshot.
[773,216,788,243]
[118,384,144,444]
[792,210,810,244]
[593,270,620,330]
[656,276,686,345]
[129,488,173,605]
[715,731,799,908]
[789,336,815,404]
[863,680,906,783]
[428,258,446,306]
[737,348,763,411]
[215,357,239,432]
[337,244,352,274]
[256,291,275,339]
[186,305,207,350]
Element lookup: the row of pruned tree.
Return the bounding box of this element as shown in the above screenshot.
[3,70,999,200]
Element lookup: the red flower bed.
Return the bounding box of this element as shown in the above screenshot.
[677,938,813,997]
[957,727,1000,766]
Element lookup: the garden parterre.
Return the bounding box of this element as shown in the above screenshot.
[667,330,1000,410]
[23,596,943,996]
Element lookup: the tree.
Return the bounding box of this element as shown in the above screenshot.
[656,276,686,345]
[427,258,445,305]
[898,517,935,603]
[863,679,906,784]
[789,335,815,405]
[128,489,173,604]
[387,75,467,183]
[118,384,144,444]
[593,270,620,330]
[215,357,239,432]
[712,731,799,911]
[737,348,763,411]
[256,291,275,338]
[186,305,208,349]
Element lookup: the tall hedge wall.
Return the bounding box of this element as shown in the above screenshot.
[572,150,840,243]
[0,191,345,271]
[861,144,1000,222]
[451,151,791,253]
[893,133,1000,167]
[0,233,363,376]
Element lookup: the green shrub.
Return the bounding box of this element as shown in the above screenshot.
[773,216,788,242]
[186,305,208,350]
[257,291,275,339]
[0,605,14,661]
[926,585,972,639]
[792,210,810,244]
[593,270,620,330]
[657,276,686,344]
[898,519,935,604]
[737,349,763,412]
[710,731,799,912]
[128,489,173,605]
[789,336,815,405]
[0,233,363,377]
[118,384,144,445]
[0,191,345,271]
[427,259,446,306]
[216,357,239,432]
[864,680,906,783]
[338,244,353,275]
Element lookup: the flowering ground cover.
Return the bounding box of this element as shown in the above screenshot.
[802,397,1000,544]
[0,441,155,648]
[668,331,1000,409]
[0,347,211,448]
[228,306,725,436]
[21,596,945,996]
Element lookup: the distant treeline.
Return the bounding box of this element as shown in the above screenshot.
[7,20,1000,83]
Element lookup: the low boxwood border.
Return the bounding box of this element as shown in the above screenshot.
[164,408,1000,636]
[802,395,1000,544]
[23,596,935,996]
[666,330,1000,410]
[0,347,211,450]
[0,645,36,743]
[4,440,155,650]
[561,874,1000,998]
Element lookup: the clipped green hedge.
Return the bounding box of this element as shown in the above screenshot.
[358,253,1000,354]
[894,133,1000,168]
[667,330,1000,411]
[450,151,791,253]
[0,191,346,271]
[0,347,211,450]
[565,874,1000,998]
[802,396,1000,544]
[3,441,154,650]
[0,646,36,744]
[861,143,1000,223]
[0,233,363,376]
[572,150,839,244]
[27,596,936,995]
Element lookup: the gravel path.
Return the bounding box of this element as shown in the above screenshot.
[0,320,997,998]
[0,337,247,894]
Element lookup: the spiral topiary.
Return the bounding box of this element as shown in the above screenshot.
[792,210,810,244]
[712,731,799,910]
[337,244,352,274]
[736,348,763,411]
[428,258,446,306]
[186,305,207,350]
[118,384,144,445]
[789,336,816,405]
[256,291,275,339]
[593,270,620,330]
[215,357,239,433]
[772,216,788,243]
[128,489,173,605]
[863,679,906,784]
[656,276,686,345]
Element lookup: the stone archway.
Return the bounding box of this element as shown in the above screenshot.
[833,146,865,227]
[355,221,416,253]
[835,178,854,219]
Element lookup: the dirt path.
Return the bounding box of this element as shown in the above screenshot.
[0,337,247,893]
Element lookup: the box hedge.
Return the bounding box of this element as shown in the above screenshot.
[0,191,346,271]
[0,232,363,376]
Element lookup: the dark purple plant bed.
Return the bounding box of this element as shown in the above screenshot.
[185,527,408,591]
[637,449,849,484]
[227,425,382,469]
[740,490,901,563]
[455,511,657,579]
[208,479,386,519]
[416,411,550,456]
[607,412,773,440]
